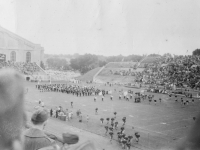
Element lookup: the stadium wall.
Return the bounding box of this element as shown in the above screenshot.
[0,25,44,64]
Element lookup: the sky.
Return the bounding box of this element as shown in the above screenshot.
[0,0,200,56]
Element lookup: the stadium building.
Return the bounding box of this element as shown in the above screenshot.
[0,25,44,64]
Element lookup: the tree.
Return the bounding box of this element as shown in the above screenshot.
[46,57,70,70]
[70,58,80,70]
[98,60,107,67]
[163,53,172,58]
[193,49,200,56]
[124,55,143,62]
[148,54,161,57]
[70,54,99,74]
[40,61,45,70]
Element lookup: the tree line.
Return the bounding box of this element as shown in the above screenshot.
[45,54,146,74]
[45,49,200,74]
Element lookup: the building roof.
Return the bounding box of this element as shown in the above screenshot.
[0,25,43,50]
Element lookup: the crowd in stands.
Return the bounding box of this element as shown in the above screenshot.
[111,69,136,76]
[109,55,200,90]
[45,70,80,81]
[0,61,40,75]
[137,55,200,88]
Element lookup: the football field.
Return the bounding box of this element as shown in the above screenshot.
[24,81,200,150]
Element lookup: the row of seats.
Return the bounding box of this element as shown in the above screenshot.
[0,61,40,75]
[105,55,200,89]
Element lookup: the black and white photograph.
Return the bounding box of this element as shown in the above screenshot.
[0,0,200,150]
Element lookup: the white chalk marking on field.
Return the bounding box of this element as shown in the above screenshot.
[129,115,133,117]
[161,122,167,125]
[82,104,86,106]
[103,110,107,111]
[135,126,167,136]
[65,127,79,133]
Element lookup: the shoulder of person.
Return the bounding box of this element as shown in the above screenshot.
[24,128,54,142]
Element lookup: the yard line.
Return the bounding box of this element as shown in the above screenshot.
[166,117,193,124]
[178,136,186,140]
[142,117,193,128]
[126,124,168,136]
[160,122,167,125]
[162,125,191,133]
[126,121,191,139]
[140,110,200,121]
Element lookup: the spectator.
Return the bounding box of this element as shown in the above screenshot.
[23,109,54,150]
[0,69,25,150]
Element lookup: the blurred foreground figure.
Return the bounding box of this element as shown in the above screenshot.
[38,140,95,150]
[38,132,94,150]
[0,69,25,150]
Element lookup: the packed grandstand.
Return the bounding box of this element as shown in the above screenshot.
[99,55,200,90]
[1,55,200,150]
[0,61,41,75]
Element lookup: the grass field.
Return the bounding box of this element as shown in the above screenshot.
[24,81,200,150]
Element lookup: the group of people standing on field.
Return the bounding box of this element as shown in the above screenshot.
[101,113,140,150]
[50,106,73,121]
[36,83,109,97]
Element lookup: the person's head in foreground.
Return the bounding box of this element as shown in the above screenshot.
[31,108,49,129]
[0,69,25,150]
[23,108,52,150]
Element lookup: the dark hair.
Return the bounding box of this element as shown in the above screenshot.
[31,109,49,125]
[31,118,44,125]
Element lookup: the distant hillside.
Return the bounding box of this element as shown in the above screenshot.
[94,62,144,84]
[76,67,101,81]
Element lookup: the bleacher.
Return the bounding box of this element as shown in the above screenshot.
[138,57,160,68]
[96,55,200,88]
[105,62,137,68]
[0,61,51,82]
[0,61,42,75]
[46,70,80,81]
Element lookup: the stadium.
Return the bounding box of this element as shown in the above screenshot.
[0,27,200,149]
[1,1,200,150]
